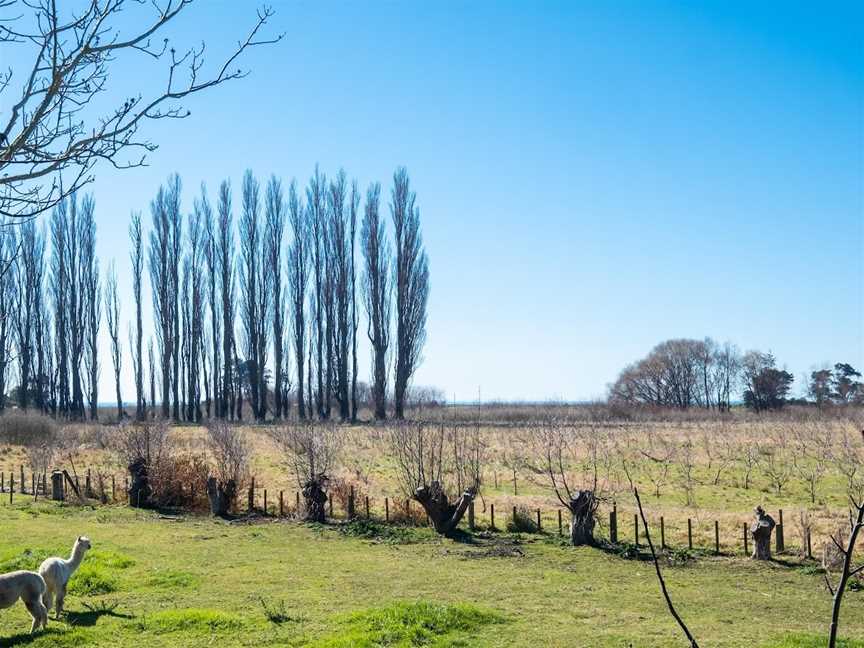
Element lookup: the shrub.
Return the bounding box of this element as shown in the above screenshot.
[330,478,368,518]
[506,505,538,533]
[0,411,57,449]
[148,452,210,511]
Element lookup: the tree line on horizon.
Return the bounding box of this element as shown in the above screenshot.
[0,166,429,423]
[608,337,862,412]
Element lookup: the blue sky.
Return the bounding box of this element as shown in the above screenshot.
[10,0,862,402]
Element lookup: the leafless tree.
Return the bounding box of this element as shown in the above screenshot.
[676,434,697,507]
[12,220,44,409]
[349,180,359,422]
[287,180,309,419]
[391,167,428,420]
[389,422,481,535]
[0,224,16,410]
[204,421,249,516]
[216,180,236,419]
[534,421,603,545]
[824,490,864,647]
[307,167,327,419]
[238,170,270,420]
[128,211,144,419]
[327,170,352,421]
[81,203,100,420]
[200,185,220,419]
[640,430,676,498]
[105,261,123,420]
[361,182,390,420]
[0,0,281,220]
[269,421,341,522]
[182,201,204,421]
[791,422,829,504]
[148,175,181,419]
[147,337,155,416]
[757,429,793,496]
[265,175,287,418]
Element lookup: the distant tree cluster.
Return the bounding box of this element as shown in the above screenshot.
[608,338,741,411]
[0,166,430,423]
[609,338,859,412]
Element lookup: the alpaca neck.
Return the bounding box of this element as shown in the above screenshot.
[67,545,86,571]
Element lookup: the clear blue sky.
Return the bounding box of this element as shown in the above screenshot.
[23,0,863,403]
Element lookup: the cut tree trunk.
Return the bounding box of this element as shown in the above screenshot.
[206,476,237,517]
[303,478,328,523]
[414,481,476,536]
[567,490,597,546]
[751,505,775,560]
[127,458,151,508]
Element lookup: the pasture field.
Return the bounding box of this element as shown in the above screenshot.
[1,502,864,647]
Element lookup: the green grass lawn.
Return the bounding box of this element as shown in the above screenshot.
[0,502,862,647]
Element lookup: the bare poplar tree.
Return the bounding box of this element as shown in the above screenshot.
[82,202,100,420]
[200,186,221,419]
[327,170,351,421]
[287,181,309,420]
[391,168,428,419]
[0,225,18,410]
[12,221,43,409]
[265,175,287,418]
[216,180,236,420]
[49,202,69,416]
[239,170,270,421]
[129,212,145,420]
[147,337,156,417]
[184,204,205,421]
[148,179,179,419]
[105,262,123,420]
[361,182,391,420]
[307,167,327,418]
[349,181,359,422]
[0,1,281,220]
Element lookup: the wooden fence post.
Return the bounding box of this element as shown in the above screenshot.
[743,523,749,556]
[365,495,370,519]
[468,500,475,531]
[20,466,24,495]
[279,491,284,517]
[558,509,563,536]
[248,477,255,512]
[610,503,618,544]
[634,513,639,547]
[490,503,495,530]
[112,476,116,502]
[687,518,693,550]
[9,473,13,504]
[776,509,785,553]
[348,485,355,519]
[264,489,268,515]
[806,529,812,559]
[329,495,333,519]
[536,509,541,531]
[385,497,389,523]
[296,491,300,514]
[660,516,666,549]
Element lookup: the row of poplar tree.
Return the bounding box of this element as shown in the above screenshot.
[0,166,428,422]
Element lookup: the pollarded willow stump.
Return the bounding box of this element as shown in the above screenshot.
[206,476,237,517]
[128,457,151,508]
[302,477,329,523]
[567,490,597,546]
[750,505,775,560]
[414,481,476,536]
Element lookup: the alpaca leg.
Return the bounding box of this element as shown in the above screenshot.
[55,586,66,619]
[25,598,47,634]
[42,588,54,614]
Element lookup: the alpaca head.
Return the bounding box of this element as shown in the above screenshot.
[75,536,92,553]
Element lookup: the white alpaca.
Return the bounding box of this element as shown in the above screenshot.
[0,570,48,633]
[39,536,91,619]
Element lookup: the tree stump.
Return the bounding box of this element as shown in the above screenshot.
[567,490,597,546]
[414,481,476,536]
[206,476,237,517]
[128,458,151,508]
[302,477,328,523]
[750,505,775,560]
[50,470,64,501]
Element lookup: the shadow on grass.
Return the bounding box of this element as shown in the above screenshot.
[65,606,134,627]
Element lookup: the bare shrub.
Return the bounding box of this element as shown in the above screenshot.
[149,453,210,511]
[532,421,604,546]
[506,505,538,533]
[0,411,57,446]
[388,422,483,535]
[330,477,368,518]
[204,422,251,516]
[111,422,173,508]
[269,421,341,522]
